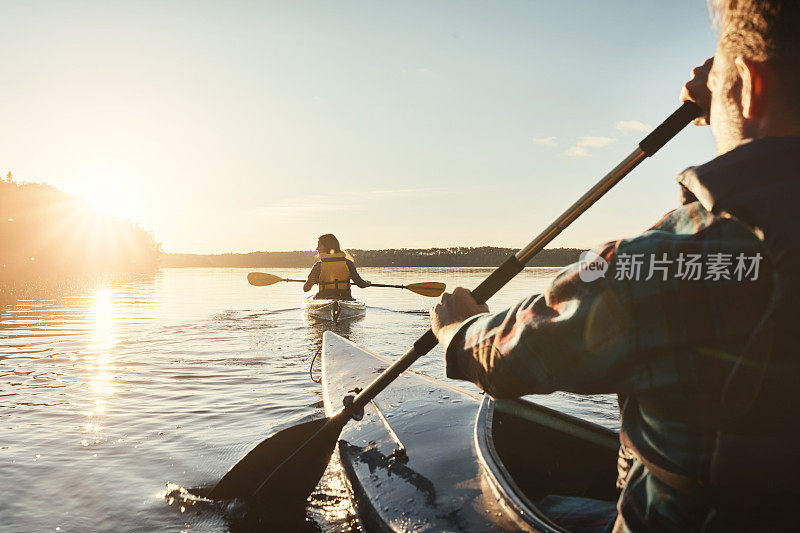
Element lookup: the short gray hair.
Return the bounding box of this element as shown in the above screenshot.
[709,0,800,106]
[709,0,800,65]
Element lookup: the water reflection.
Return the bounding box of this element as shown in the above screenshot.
[301,313,360,336]
[3,267,594,532]
[303,313,359,383]
[84,288,117,446]
[306,453,360,531]
[164,459,359,532]
[163,452,359,532]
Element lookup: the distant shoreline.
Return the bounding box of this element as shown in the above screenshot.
[162,247,584,268]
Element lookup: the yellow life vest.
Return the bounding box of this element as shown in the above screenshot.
[318,252,351,291]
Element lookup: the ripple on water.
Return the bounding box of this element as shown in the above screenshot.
[1,267,615,531]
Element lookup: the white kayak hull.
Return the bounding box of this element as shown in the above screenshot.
[302,297,366,322]
[321,332,620,531]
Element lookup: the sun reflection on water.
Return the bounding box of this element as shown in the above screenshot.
[307,453,361,530]
[84,288,117,445]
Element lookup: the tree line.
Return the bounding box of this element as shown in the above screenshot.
[1,173,161,280]
[0,171,582,279]
[163,246,583,268]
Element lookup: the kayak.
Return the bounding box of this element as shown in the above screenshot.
[321,331,620,532]
[303,296,366,322]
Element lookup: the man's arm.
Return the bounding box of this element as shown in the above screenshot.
[430,287,488,348]
[431,205,770,400]
[432,250,633,399]
[303,262,321,292]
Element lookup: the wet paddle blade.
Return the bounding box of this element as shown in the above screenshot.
[247,272,283,286]
[209,414,347,505]
[405,281,446,297]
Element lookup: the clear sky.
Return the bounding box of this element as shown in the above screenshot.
[0,1,720,253]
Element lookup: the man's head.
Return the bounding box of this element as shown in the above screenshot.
[708,0,800,154]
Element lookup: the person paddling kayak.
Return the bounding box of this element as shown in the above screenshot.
[431,1,800,531]
[304,234,371,300]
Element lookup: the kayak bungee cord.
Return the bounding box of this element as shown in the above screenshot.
[309,344,323,384]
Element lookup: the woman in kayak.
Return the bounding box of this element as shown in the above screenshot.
[304,234,371,300]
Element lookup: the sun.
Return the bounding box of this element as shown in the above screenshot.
[77,180,139,221]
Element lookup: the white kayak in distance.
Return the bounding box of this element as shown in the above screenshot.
[302,296,366,322]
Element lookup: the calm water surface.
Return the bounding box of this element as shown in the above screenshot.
[0,267,619,532]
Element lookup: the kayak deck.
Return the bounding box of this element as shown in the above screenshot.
[321,332,620,532]
[321,332,524,531]
[303,297,366,322]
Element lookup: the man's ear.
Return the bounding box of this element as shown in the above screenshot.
[735,56,766,120]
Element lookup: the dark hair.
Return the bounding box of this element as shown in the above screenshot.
[711,1,800,96]
[317,234,341,254]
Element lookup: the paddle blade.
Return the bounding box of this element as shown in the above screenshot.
[405,282,446,297]
[209,414,347,506]
[247,272,283,286]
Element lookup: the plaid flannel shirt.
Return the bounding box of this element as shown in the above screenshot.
[445,200,771,532]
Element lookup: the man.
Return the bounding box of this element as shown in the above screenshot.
[430,1,800,531]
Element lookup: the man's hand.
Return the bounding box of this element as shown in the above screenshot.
[430,287,489,347]
[680,57,714,125]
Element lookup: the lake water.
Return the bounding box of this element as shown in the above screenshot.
[0,267,619,532]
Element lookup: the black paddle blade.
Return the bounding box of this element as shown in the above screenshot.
[209,414,347,506]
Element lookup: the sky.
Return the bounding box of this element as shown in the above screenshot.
[0,1,721,253]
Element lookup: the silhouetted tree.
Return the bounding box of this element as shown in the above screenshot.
[1,176,161,279]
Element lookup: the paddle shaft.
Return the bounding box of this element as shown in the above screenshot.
[369,282,421,290]
[257,276,443,295]
[345,101,701,415]
[262,279,415,287]
[264,278,423,289]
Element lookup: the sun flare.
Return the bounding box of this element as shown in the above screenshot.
[76,179,139,220]
[82,188,135,218]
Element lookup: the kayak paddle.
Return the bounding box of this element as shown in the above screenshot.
[368,281,445,297]
[247,271,445,297]
[247,272,305,286]
[212,101,702,507]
